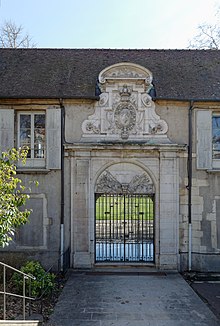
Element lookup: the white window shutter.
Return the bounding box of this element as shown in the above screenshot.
[0,109,14,153]
[46,107,61,169]
[196,110,212,169]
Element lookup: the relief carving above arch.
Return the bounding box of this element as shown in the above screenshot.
[95,170,154,194]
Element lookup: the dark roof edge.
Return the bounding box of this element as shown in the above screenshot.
[0,48,219,52]
[0,95,100,100]
[156,97,220,102]
[0,96,219,102]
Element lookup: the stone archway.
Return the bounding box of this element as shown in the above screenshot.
[94,164,155,263]
[70,146,182,270]
[70,62,184,270]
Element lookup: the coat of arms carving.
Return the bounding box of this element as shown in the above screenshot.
[81,63,169,142]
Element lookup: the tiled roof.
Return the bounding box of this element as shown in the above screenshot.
[0,48,220,100]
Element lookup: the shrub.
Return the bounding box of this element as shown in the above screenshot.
[12,261,56,297]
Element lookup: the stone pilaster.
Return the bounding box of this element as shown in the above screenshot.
[159,150,179,270]
[72,155,91,268]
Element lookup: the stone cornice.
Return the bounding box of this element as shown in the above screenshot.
[65,142,187,152]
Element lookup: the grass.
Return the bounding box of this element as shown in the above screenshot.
[95,194,154,221]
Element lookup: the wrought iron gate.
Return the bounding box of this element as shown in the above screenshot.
[95,193,154,262]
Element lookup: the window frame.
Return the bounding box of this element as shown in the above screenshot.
[196,109,220,171]
[17,111,46,168]
[212,113,220,169]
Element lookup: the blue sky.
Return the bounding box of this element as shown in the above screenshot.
[0,0,217,49]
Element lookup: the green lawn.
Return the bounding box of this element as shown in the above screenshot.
[95,194,154,221]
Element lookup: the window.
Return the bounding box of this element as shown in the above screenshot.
[18,111,46,167]
[212,115,220,160]
[0,108,61,170]
[197,110,220,170]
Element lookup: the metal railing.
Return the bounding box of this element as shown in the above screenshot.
[0,247,70,320]
[0,261,36,320]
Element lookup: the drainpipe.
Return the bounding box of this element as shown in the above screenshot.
[59,99,65,272]
[188,101,193,271]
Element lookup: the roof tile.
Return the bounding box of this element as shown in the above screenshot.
[0,48,219,100]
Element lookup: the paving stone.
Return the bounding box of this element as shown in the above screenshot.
[47,272,220,326]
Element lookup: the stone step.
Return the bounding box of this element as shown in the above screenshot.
[186,272,220,281]
[0,314,43,326]
[71,265,166,275]
[0,321,42,326]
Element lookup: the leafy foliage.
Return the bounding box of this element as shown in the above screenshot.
[12,261,56,297]
[0,148,37,247]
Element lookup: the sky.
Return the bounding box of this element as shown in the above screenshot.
[0,0,218,49]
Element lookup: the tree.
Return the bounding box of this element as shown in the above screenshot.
[188,5,220,49]
[188,23,220,49]
[0,20,36,48]
[0,148,37,247]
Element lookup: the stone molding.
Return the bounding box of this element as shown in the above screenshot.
[82,62,169,141]
[98,62,153,87]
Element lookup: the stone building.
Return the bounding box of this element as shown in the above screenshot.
[0,48,220,272]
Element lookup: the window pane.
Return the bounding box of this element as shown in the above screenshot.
[20,115,31,128]
[20,130,31,143]
[34,144,45,158]
[19,112,45,160]
[20,114,31,157]
[34,114,45,158]
[34,114,45,129]
[212,116,220,159]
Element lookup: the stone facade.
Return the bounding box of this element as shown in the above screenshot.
[0,56,220,272]
[66,144,184,270]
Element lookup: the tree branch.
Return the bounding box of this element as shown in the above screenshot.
[0,20,36,48]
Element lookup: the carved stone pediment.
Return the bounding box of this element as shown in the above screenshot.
[95,171,154,194]
[81,63,169,142]
[99,62,153,86]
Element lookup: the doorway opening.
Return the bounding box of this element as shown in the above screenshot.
[95,193,154,263]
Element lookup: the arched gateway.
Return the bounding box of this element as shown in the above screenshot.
[70,62,184,270]
[95,168,155,263]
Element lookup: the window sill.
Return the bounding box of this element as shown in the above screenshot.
[207,169,220,173]
[17,168,50,174]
